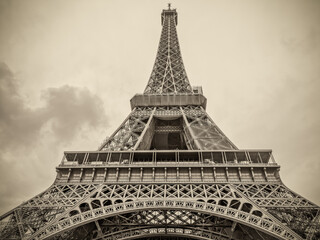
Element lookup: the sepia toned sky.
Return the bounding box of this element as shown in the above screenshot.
[0,0,319,214]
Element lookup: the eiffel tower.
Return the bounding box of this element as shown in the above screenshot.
[1,5,319,240]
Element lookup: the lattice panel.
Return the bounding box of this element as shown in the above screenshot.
[100,107,153,151]
[144,10,192,94]
[235,184,316,207]
[0,184,99,239]
[234,183,320,239]
[181,106,237,150]
[94,184,240,200]
[268,208,320,240]
[99,105,238,152]
[90,210,278,240]
[155,106,181,117]
[31,198,302,240]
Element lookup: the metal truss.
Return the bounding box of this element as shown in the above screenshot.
[99,107,155,151]
[144,8,192,94]
[99,106,236,151]
[0,184,99,240]
[235,184,315,207]
[2,182,317,240]
[51,210,280,240]
[180,106,237,150]
[1,181,318,239]
[234,183,320,239]
[24,191,303,240]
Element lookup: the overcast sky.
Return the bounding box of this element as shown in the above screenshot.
[0,0,319,214]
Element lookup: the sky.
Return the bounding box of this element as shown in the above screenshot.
[0,0,319,214]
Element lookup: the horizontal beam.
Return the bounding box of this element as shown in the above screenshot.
[130,94,207,110]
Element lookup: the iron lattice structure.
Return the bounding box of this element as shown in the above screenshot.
[1,6,319,240]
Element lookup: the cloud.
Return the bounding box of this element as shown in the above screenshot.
[281,28,319,54]
[41,85,107,143]
[0,62,108,214]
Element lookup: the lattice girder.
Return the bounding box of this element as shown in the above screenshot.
[99,106,237,151]
[22,182,305,240]
[83,209,282,240]
[181,106,236,150]
[29,199,300,240]
[0,184,99,239]
[235,183,320,239]
[99,107,155,151]
[235,184,317,208]
[144,8,192,94]
[1,165,319,239]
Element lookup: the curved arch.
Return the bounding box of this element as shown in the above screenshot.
[32,199,301,240]
[69,210,79,217]
[92,226,229,240]
[230,200,241,210]
[207,199,216,204]
[114,199,123,204]
[218,199,228,207]
[79,202,90,212]
[252,210,263,217]
[103,199,112,206]
[241,203,253,213]
[91,199,101,209]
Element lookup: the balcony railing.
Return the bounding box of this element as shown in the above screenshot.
[60,150,276,166]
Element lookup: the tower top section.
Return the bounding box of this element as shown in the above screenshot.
[144,6,192,95]
[161,4,178,26]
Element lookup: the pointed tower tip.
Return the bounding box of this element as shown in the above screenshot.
[161,3,178,26]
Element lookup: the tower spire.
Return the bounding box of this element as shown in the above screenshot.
[144,7,192,94]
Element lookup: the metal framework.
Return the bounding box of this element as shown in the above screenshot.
[1,5,319,240]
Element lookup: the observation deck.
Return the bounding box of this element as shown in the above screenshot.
[56,150,280,184]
